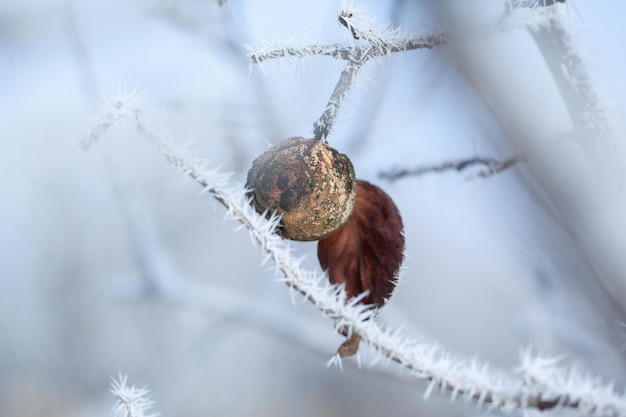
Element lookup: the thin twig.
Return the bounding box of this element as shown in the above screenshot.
[313,59,365,141]
[250,43,355,63]
[549,18,611,142]
[398,33,449,53]
[380,154,525,182]
[309,8,448,141]
[249,5,449,142]
[309,32,446,141]
[250,33,448,64]
[251,0,562,142]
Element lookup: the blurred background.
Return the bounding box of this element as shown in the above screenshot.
[2,0,626,416]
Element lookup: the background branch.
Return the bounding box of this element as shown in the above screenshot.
[380,153,525,182]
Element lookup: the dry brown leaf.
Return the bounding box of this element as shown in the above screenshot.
[317,179,404,308]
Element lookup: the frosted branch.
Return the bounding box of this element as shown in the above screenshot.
[249,42,355,64]
[81,89,142,150]
[84,93,626,416]
[313,59,364,141]
[110,374,159,417]
[337,3,404,53]
[251,0,562,142]
[248,0,564,66]
[497,0,567,33]
[549,17,611,143]
[518,349,626,414]
[248,33,448,65]
[507,0,566,11]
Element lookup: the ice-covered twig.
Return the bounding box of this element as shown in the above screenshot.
[249,42,354,64]
[336,2,448,54]
[249,0,564,66]
[506,0,566,12]
[81,89,142,150]
[497,0,566,33]
[248,3,446,65]
[311,7,448,141]
[518,348,626,414]
[337,3,403,53]
[548,18,611,144]
[84,93,626,415]
[307,31,445,141]
[248,33,447,65]
[110,374,159,417]
[313,59,364,141]
[379,154,525,182]
[249,3,450,142]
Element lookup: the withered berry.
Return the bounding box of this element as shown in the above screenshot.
[246,137,356,241]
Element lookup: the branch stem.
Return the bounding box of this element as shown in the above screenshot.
[313,59,365,141]
[380,154,525,182]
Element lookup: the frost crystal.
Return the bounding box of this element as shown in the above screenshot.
[110,374,159,417]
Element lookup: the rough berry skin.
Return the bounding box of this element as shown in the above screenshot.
[246,137,356,241]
